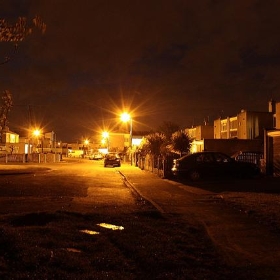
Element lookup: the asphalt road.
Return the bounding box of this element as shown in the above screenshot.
[1,157,280,278]
[0,158,136,215]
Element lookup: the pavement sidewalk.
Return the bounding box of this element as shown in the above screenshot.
[119,165,215,213]
[119,164,280,214]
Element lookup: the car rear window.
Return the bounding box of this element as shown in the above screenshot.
[107,154,119,159]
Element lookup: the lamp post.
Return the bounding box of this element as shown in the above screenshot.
[54,132,56,162]
[120,112,133,164]
[102,131,109,152]
[120,113,132,146]
[33,129,42,153]
[84,139,89,157]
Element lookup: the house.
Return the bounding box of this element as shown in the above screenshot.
[0,127,20,154]
[185,124,214,153]
[264,100,280,176]
[99,132,143,156]
[186,125,214,140]
[102,132,130,153]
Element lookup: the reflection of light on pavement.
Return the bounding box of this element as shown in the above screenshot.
[80,229,100,235]
[97,223,124,230]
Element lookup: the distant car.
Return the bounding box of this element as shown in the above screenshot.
[89,153,103,160]
[171,151,260,181]
[104,152,121,167]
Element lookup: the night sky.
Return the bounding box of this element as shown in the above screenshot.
[1,0,280,142]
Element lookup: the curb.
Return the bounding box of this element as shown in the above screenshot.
[118,170,165,214]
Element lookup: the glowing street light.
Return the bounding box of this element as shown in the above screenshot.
[120,112,132,147]
[32,129,43,153]
[102,131,109,139]
[83,139,90,157]
[120,112,130,123]
[33,129,41,137]
[121,112,133,165]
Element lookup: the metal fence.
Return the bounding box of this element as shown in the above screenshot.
[136,153,175,178]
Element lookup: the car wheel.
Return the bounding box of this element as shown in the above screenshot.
[189,170,201,181]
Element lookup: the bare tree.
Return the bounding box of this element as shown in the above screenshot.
[9,144,15,154]
[0,16,46,64]
[158,121,180,141]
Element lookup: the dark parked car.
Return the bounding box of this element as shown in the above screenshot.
[104,152,121,167]
[171,151,260,181]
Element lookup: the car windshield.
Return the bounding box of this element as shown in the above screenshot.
[195,153,214,162]
[107,153,119,159]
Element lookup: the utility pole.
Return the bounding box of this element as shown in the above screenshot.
[0,90,13,143]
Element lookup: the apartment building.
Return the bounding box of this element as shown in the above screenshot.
[187,101,275,156]
[214,116,238,139]
[214,110,273,140]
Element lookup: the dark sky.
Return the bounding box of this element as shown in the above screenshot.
[1,0,280,142]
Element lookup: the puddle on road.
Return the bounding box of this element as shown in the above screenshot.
[97,223,124,231]
[80,229,100,235]
[79,224,124,236]
[66,248,82,253]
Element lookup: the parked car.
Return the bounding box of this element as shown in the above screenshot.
[89,153,103,160]
[104,152,121,167]
[171,151,260,181]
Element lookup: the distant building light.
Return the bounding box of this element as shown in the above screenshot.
[132,138,142,146]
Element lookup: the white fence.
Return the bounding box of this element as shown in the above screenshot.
[0,153,62,163]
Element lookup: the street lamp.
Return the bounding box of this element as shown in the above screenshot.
[102,131,109,152]
[121,112,133,164]
[54,132,57,162]
[83,139,89,157]
[33,129,41,137]
[102,131,109,139]
[32,129,43,153]
[120,112,132,148]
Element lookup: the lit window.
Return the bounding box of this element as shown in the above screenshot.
[9,134,16,143]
